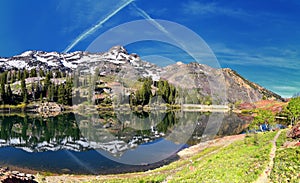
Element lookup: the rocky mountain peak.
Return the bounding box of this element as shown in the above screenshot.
[108,45,128,55]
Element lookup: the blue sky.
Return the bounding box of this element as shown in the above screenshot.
[0,0,300,97]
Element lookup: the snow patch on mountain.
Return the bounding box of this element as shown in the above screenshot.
[0,46,161,81]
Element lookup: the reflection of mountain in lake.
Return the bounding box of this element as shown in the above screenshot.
[188,112,250,145]
[0,112,250,155]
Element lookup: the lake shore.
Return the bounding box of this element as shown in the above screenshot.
[0,102,231,117]
[2,133,246,182]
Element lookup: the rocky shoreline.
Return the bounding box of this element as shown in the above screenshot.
[0,166,37,183]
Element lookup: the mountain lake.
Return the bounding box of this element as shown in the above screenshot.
[0,111,250,174]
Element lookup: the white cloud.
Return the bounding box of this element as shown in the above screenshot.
[269,85,299,98]
[210,43,300,97]
[272,86,298,91]
[211,43,300,70]
[182,0,248,17]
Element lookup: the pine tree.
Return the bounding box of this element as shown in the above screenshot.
[11,70,16,83]
[31,83,35,100]
[6,84,12,104]
[39,69,45,77]
[53,84,58,102]
[44,73,51,88]
[17,70,21,81]
[30,68,37,77]
[0,80,5,104]
[47,84,53,101]
[65,78,73,105]
[21,76,28,103]
[55,71,62,78]
[2,71,8,84]
[24,69,29,79]
[42,72,52,99]
[58,84,65,104]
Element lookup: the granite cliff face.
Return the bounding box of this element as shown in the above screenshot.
[0,46,282,104]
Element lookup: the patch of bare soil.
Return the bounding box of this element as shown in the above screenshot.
[178,134,245,158]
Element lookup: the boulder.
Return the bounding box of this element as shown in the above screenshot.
[38,102,62,113]
[0,167,37,183]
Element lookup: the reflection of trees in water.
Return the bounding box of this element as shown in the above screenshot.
[0,113,80,144]
[188,112,250,145]
[0,112,249,149]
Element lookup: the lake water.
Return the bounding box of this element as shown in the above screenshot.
[0,111,250,174]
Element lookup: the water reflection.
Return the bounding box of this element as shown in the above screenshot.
[0,112,250,173]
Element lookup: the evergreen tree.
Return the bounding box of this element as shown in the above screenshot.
[155,79,178,104]
[53,84,58,102]
[2,71,8,84]
[34,83,41,100]
[24,69,29,78]
[65,78,73,105]
[17,70,21,81]
[39,69,45,77]
[55,70,62,78]
[11,71,16,83]
[43,73,52,98]
[30,68,37,77]
[132,77,153,106]
[6,84,12,103]
[21,76,28,103]
[141,77,152,105]
[0,80,5,104]
[44,72,51,88]
[31,83,35,100]
[48,70,53,78]
[47,84,54,101]
[57,84,65,104]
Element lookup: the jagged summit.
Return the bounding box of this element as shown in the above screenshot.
[108,45,128,54]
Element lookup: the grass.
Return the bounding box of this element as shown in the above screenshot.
[0,103,27,110]
[150,145,222,174]
[270,129,300,183]
[67,131,277,183]
[30,126,300,183]
[168,131,277,183]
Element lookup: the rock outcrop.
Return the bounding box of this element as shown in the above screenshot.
[0,167,37,183]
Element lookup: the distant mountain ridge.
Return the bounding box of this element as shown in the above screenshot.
[0,46,282,103]
[0,46,141,71]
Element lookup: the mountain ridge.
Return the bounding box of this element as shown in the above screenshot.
[0,46,282,104]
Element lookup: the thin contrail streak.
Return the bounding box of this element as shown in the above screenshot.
[132,3,189,52]
[131,3,168,34]
[63,0,134,53]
